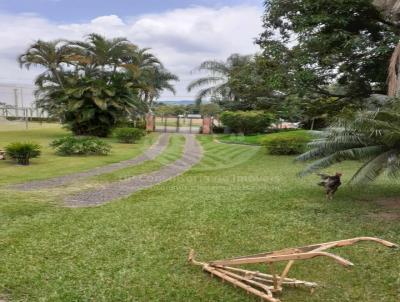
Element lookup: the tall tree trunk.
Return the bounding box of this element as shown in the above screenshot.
[372,1,400,96]
[373,0,400,22]
[387,40,400,96]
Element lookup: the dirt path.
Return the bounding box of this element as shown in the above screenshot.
[11,133,170,191]
[64,134,202,207]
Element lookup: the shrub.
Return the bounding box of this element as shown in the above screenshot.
[134,119,146,130]
[50,136,111,156]
[212,125,225,134]
[114,127,145,143]
[220,111,274,135]
[5,142,41,165]
[262,131,311,155]
[38,76,142,137]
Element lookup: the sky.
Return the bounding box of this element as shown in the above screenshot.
[0,0,264,104]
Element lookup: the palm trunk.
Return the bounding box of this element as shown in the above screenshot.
[51,68,64,89]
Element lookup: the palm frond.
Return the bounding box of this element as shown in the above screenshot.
[196,61,229,75]
[187,77,224,92]
[350,150,395,184]
[299,145,387,176]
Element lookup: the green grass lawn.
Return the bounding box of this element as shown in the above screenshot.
[95,134,185,182]
[0,128,399,302]
[217,130,312,145]
[0,124,158,185]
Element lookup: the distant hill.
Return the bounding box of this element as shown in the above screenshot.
[157,100,195,105]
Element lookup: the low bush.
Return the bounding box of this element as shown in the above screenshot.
[115,118,146,130]
[262,131,311,155]
[134,119,146,130]
[212,125,225,134]
[5,142,41,165]
[50,136,111,156]
[114,127,145,143]
[220,111,274,134]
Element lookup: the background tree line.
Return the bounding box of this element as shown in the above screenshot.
[187,0,400,129]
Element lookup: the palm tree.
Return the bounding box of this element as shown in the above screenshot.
[36,73,144,137]
[68,33,136,76]
[19,34,178,136]
[121,47,177,106]
[18,39,72,88]
[73,34,132,65]
[297,108,400,183]
[187,54,252,103]
[140,66,179,106]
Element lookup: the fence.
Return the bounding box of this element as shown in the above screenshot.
[0,84,49,121]
[0,106,48,119]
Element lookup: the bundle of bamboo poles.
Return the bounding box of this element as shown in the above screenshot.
[189,237,397,302]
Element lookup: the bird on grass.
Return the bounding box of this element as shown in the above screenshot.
[317,173,342,200]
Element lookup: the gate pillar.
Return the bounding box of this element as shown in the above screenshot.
[146,113,155,132]
[202,116,213,134]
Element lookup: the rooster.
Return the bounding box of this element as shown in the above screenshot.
[317,173,342,200]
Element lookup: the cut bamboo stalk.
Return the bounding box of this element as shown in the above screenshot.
[213,237,397,262]
[216,266,318,288]
[268,263,279,291]
[203,265,281,302]
[277,260,294,290]
[213,267,274,297]
[211,251,354,267]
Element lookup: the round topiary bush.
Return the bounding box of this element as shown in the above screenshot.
[114,127,145,144]
[5,142,41,165]
[50,136,111,156]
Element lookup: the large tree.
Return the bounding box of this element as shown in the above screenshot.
[257,0,400,100]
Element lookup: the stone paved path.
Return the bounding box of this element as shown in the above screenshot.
[12,133,170,191]
[64,134,202,207]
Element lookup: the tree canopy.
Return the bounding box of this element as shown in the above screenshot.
[257,0,400,99]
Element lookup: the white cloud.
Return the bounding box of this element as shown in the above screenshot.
[0,5,263,105]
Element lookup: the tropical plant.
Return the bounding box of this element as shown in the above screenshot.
[5,142,41,165]
[297,109,400,183]
[19,34,178,137]
[18,39,72,88]
[114,127,145,143]
[138,66,179,106]
[37,73,144,137]
[187,54,252,103]
[69,33,132,71]
[121,47,178,106]
[50,136,111,156]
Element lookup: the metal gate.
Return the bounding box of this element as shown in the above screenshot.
[154,115,203,133]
